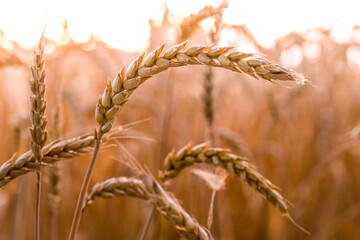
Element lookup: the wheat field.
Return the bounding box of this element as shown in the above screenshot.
[1,2,360,240]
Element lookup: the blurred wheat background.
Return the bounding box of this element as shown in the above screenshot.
[1,0,360,239]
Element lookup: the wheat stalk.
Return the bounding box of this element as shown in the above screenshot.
[29,32,47,165]
[83,176,213,240]
[159,143,289,215]
[29,32,47,240]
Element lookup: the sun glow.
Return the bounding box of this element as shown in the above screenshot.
[0,0,359,51]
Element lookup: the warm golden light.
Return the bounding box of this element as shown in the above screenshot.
[1,0,359,51]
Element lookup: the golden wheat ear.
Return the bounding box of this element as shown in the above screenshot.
[83,175,214,240]
[28,31,48,240]
[159,143,311,235]
[0,127,131,188]
[95,42,308,135]
[159,143,290,215]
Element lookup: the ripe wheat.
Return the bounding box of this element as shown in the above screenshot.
[29,32,47,240]
[159,143,289,215]
[0,130,124,188]
[84,175,213,240]
[95,42,307,135]
[71,42,308,239]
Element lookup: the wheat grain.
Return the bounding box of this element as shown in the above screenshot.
[159,143,289,215]
[84,175,213,240]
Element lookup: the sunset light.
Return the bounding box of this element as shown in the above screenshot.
[1,1,360,239]
[0,0,359,51]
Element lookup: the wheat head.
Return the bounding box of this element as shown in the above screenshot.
[29,32,47,167]
[95,42,308,136]
[84,175,213,240]
[0,130,124,188]
[159,143,289,215]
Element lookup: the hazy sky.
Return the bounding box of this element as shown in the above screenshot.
[0,0,358,51]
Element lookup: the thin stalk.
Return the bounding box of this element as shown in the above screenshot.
[68,135,102,240]
[35,169,41,240]
[139,206,156,240]
[29,32,47,240]
[207,190,216,229]
[159,76,174,167]
[212,191,221,239]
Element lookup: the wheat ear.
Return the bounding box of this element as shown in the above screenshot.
[159,143,288,215]
[69,42,307,239]
[29,32,47,240]
[83,176,213,240]
[96,42,307,136]
[0,130,124,188]
[84,177,150,205]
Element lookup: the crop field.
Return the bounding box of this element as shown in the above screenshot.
[0,1,360,240]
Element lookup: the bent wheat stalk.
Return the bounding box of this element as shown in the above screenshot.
[83,176,213,240]
[69,42,307,239]
[159,143,289,215]
[29,32,47,240]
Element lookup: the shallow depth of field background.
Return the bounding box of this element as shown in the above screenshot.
[1,0,360,239]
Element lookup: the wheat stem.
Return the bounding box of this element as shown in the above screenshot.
[68,132,102,240]
[35,171,41,240]
[139,206,156,240]
[29,31,47,240]
[207,190,216,229]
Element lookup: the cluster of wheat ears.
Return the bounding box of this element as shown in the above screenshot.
[0,24,312,239]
